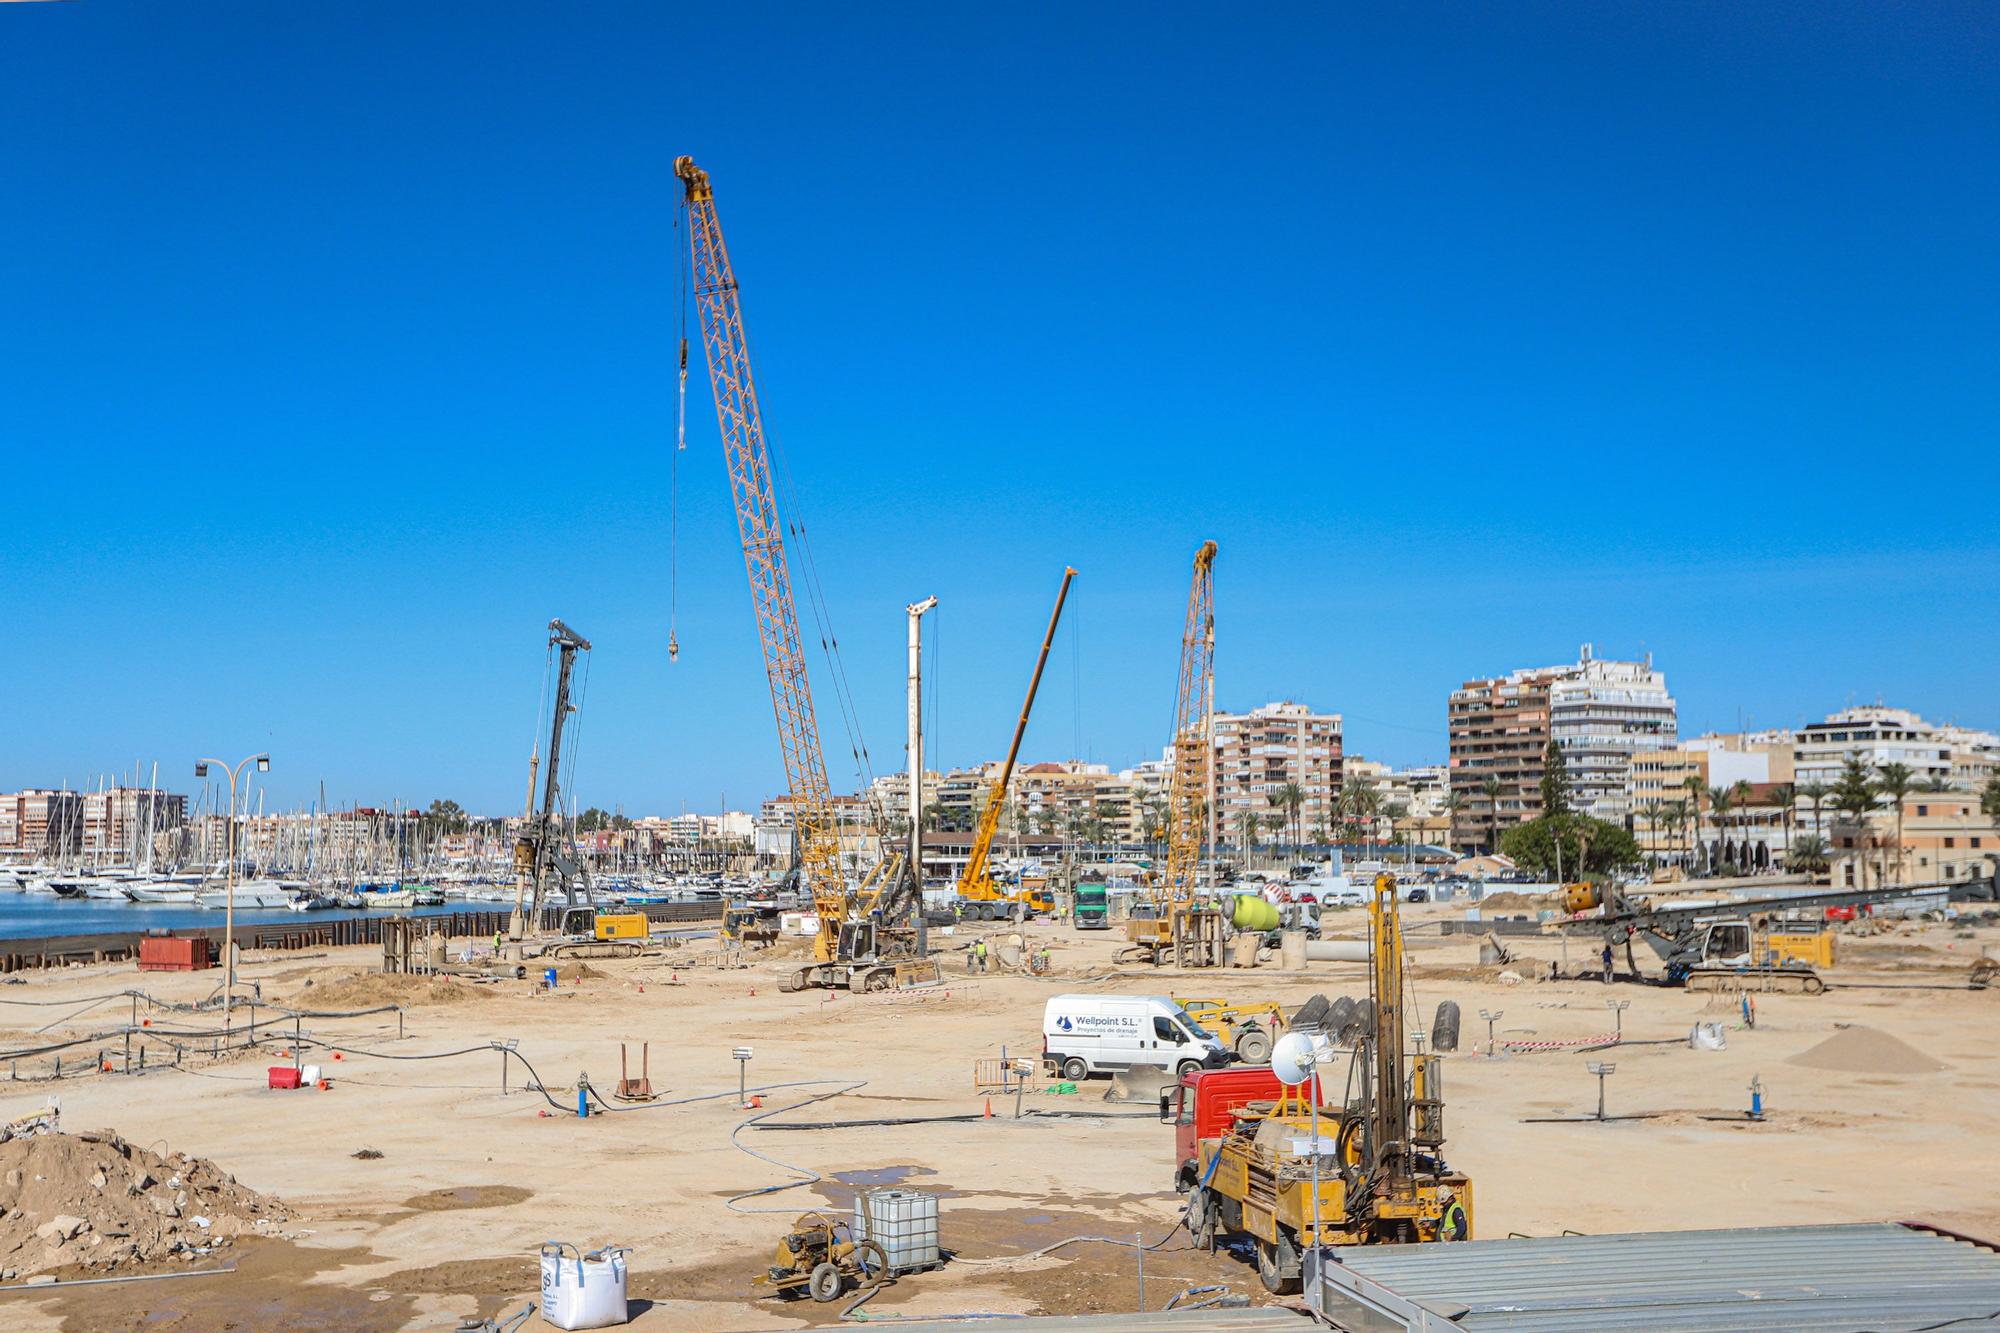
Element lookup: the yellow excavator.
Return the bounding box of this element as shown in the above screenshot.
[954,568,1076,923]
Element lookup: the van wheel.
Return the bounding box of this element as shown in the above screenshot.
[1061,1056,1089,1081]
[1177,1059,1201,1078]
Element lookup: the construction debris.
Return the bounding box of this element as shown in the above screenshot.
[0,1132,285,1278]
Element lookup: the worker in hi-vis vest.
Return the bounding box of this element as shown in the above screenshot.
[1440,1188,1469,1241]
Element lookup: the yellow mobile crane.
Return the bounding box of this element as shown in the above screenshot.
[1121,541,1225,967]
[955,568,1076,923]
[676,156,924,992]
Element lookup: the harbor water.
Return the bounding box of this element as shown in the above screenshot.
[0,896,474,942]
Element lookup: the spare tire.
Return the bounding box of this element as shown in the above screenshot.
[1431,1000,1461,1053]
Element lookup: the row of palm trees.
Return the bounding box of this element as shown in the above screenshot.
[1628,756,1931,880]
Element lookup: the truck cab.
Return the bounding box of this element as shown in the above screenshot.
[1160,1066,1294,1191]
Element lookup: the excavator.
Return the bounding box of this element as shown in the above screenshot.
[676,155,931,993]
[953,568,1076,923]
[1120,541,1226,967]
[1549,877,1970,992]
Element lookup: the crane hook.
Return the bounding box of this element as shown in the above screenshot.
[668,631,680,663]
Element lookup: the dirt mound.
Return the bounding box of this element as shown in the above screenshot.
[288,971,492,1010]
[0,1131,284,1277]
[553,961,602,983]
[1788,1025,1946,1075]
[1478,891,1550,912]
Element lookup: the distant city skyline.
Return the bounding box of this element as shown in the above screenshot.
[6,6,1996,811]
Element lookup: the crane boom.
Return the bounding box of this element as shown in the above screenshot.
[1164,541,1218,905]
[957,568,1077,904]
[676,155,846,961]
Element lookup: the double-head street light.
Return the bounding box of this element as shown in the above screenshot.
[195,752,270,1038]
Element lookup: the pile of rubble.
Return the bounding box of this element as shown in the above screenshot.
[0,1130,286,1279]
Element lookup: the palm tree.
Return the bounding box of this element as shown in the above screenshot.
[1706,784,1735,874]
[1875,761,1915,885]
[1830,755,1880,888]
[1730,779,1754,871]
[1797,781,1829,841]
[1787,833,1832,875]
[1236,809,1259,864]
[1440,791,1465,853]
[1664,800,1688,871]
[1767,783,1794,869]
[1269,781,1306,854]
[1638,800,1666,867]
[1479,776,1504,856]
[1385,800,1411,865]
[1682,775,1708,872]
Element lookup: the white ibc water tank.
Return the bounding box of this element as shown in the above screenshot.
[853,1188,940,1273]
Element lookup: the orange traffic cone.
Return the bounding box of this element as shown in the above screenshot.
[637,983,645,993]
[983,1098,993,1119]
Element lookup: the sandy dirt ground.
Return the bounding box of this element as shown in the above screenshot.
[0,904,1994,1331]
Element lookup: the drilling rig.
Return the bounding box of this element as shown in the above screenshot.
[1121,541,1225,967]
[675,155,929,992]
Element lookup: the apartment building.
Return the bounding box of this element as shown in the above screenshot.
[79,787,188,857]
[1795,706,1961,789]
[1448,648,1676,850]
[1209,701,1343,845]
[1830,790,1998,889]
[0,790,86,854]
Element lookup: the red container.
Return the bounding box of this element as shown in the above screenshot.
[139,937,214,972]
[267,1066,302,1090]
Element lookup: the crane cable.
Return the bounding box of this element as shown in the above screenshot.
[669,203,686,663]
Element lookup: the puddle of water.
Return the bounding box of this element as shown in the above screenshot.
[831,1165,937,1189]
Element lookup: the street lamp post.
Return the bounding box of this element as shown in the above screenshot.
[195,753,270,1040]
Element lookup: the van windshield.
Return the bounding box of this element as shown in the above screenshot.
[1174,1009,1213,1041]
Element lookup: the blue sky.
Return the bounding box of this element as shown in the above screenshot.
[5,3,1996,815]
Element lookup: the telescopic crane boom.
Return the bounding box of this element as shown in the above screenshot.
[676,155,849,965]
[954,568,1076,921]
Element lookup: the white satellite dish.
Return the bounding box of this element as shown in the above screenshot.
[1270,1031,1328,1087]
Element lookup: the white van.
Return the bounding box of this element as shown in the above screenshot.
[1041,994,1229,1082]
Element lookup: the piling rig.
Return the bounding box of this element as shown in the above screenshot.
[675,155,926,991]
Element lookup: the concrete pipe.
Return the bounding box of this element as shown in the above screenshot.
[1304,940,1370,963]
[1279,930,1309,971]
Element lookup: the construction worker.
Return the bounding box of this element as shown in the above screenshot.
[1601,941,1614,985]
[1439,1188,1469,1241]
[963,940,977,975]
[974,938,988,973]
[1036,945,1052,974]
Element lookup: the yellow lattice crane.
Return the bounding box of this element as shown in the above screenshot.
[955,567,1076,922]
[676,156,932,994]
[1121,540,1224,966]
[675,155,846,964]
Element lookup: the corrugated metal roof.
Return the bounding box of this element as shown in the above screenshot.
[1315,1222,2000,1332]
[866,1308,1312,1333]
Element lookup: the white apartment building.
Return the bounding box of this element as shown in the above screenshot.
[1548,648,1678,823]
[1794,706,1978,790]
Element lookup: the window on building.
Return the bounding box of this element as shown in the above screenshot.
[1945,837,1955,849]
[1917,805,1928,817]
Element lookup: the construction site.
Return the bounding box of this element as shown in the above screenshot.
[0,157,1994,1326]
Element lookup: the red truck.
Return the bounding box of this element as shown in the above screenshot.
[1160,1065,1320,1193]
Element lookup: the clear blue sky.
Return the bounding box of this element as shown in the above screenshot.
[5,3,1996,816]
